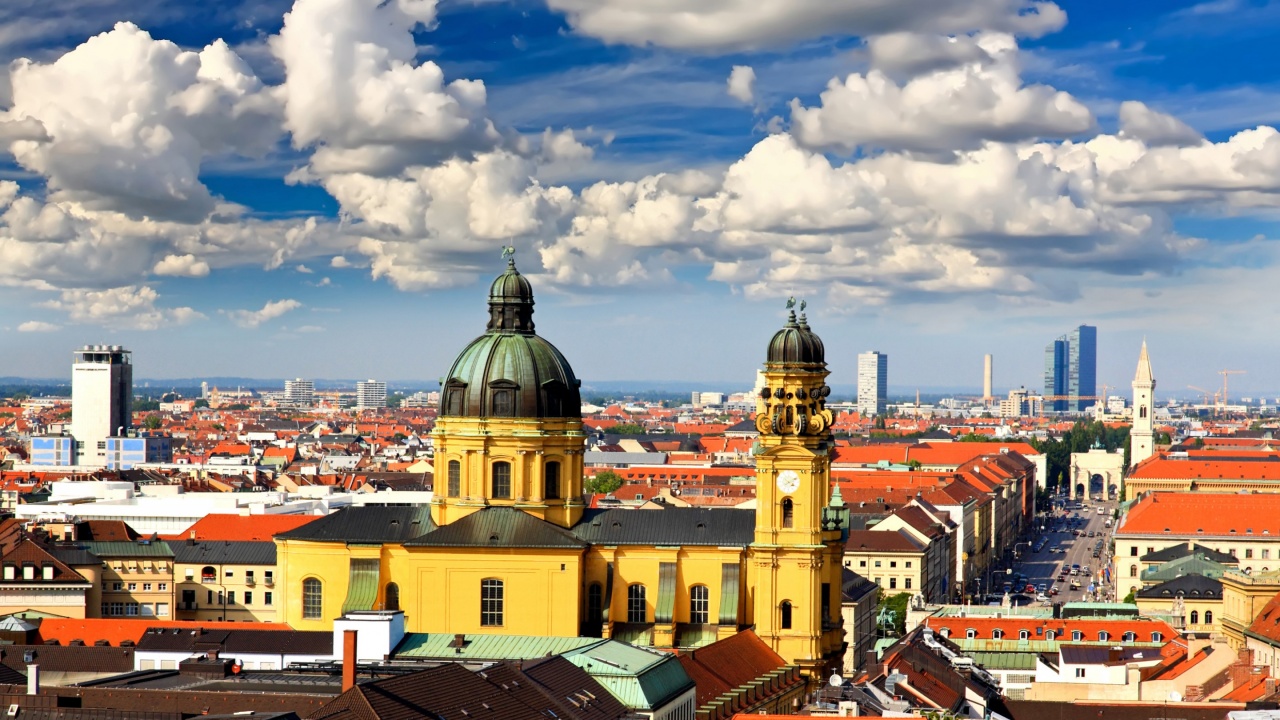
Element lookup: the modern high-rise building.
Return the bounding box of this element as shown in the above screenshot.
[71,344,133,467]
[284,378,315,406]
[1043,325,1096,412]
[200,381,209,399]
[356,379,388,410]
[857,351,888,417]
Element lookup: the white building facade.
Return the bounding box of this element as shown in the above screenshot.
[857,351,888,418]
[71,345,133,467]
[356,379,388,410]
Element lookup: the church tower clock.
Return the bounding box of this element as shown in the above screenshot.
[748,305,846,685]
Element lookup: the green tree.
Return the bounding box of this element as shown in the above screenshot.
[874,416,886,430]
[877,591,911,636]
[585,470,624,495]
[608,422,647,435]
[1122,589,1136,604]
[143,415,162,430]
[194,399,209,409]
[386,393,406,408]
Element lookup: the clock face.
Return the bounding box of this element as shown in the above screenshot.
[777,470,801,495]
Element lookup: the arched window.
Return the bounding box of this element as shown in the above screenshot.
[992,629,1004,640]
[1098,631,1110,641]
[384,582,400,611]
[545,461,561,500]
[586,582,603,637]
[1190,610,1199,625]
[492,389,514,417]
[1204,610,1213,624]
[1072,631,1083,641]
[627,584,647,623]
[1019,629,1030,640]
[780,601,792,630]
[303,578,323,619]
[201,566,216,582]
[1122,631,1135,642]
[938,628,950,638]
[481,579,504,626]
[447,460,461,497]
[1152,632,1163,642]
[492,461,512,499]
[690,585,710,624]
[1045,630,1056,641]
[1140,406,1147,419]
[1129,565,1138,577]
[782,498,794,529]
[966,628,977,639]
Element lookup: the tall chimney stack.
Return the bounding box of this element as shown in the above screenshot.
[27,664,38,695]
[342,630,357,692]
[983,354,994,401]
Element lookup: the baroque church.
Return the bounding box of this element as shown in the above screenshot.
[274,257,848,682]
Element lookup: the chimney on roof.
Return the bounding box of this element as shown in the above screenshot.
[342,629,357,693]
[26,665,38,695]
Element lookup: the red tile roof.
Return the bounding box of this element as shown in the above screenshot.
[161,513,321,541]
[1120,493,1280,536]
[922,616,1177,642]
[37,618,292,647]
[1129,456,1280,480]
[1246,591,1280,646]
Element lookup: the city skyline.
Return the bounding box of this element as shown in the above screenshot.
[2,0,1280,393]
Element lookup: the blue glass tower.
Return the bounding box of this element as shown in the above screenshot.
[1044,326,1097,412]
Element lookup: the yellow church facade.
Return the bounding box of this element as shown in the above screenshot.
[274,258,847,683]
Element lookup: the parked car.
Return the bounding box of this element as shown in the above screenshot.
[1037,592,1049,602]
[1049,586,1060,595]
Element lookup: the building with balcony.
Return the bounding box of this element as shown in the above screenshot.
[173,540,279,622]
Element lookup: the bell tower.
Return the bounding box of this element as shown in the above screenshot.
[748,304,846,686]
[1130,340,1156,470]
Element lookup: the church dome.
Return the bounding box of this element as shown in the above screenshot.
[766,311,826,368]
[439,257,581,419]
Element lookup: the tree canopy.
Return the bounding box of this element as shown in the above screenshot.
[585,470,624,495]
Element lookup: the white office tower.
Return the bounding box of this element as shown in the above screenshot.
[200,381,209,399]
[71,345,133,467]
[1130,341,1156,470]
[285,378,315,406]
[857,351,888,418]
[357,379,388,410]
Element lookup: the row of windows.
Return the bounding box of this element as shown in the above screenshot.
[445,460,563,500]
[180,589,273,606]
[1189,610,1213,624]
[945,627,1162,642]
[101,602,170,617]
[855,559,914,569]
[1129,545,1273,559]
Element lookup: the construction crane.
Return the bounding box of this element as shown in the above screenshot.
[1187,385,1218,406]
[1219,370,1246,410]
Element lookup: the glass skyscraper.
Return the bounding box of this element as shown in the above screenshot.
[1044,325,1096,412]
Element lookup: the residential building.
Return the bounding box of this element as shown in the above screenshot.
[83,541,176,620]
[1123,452,1280,501]
[857,351,888,418]
[1114,493,1280,601]
[0,539,92,618]
[71,344,133,467]
[356,379,387,410]
[1026,637,1237,703]
[844,528,928,595]
[841,569,879,677]
[1000,387,1030,419]
[173,540,279,622]
[284,378,315,407]
[1044,325,1096,412]
[1136,574,1223,635]
[872,502,954,602]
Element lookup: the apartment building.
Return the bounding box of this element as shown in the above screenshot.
[844,529,929,596]
[173,540,279,622]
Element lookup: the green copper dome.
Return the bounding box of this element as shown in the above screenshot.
[439,258,581,419]
[766,311,826,368]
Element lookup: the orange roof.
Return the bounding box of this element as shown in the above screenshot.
[922,616,1177,642]
[1129,456,1280,480]
[38,618,292,646]
[161,513,321,541]
[1119,492,1280,536]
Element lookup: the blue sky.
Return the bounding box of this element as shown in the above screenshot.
[2,0,1280,399]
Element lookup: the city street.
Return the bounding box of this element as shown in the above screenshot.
[977,492,1119,605]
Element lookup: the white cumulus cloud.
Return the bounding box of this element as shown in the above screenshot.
[153,254,211,277]
[727,66,756,104]
[42,285,204,330]
[17,320,59,332]
[225,298,303,328]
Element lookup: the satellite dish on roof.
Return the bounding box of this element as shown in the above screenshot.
[829,673,843,687]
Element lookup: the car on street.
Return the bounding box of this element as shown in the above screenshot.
[1049,586,1059,595]
[1037,592,1049,602]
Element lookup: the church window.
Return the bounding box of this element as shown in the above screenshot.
[587,583,603,625]
[446,388,464,416]
[1140,406,1147,419]
[303,578,323,619]
[545,461,561,500]
[690,585,709,624]
[627,584,647,623]
[1190,610,1199,625]
[1205,611,1213,624]
[781,498,794,529]
[492,461,512,499]
[384,583,400,612]
[481,579,504,626]
[780,601,792,630]
[447,460,460,497]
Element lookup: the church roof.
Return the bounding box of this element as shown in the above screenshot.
[1136,574,1223,600]
[1140,543,1237,564]
[1135,340,1154,384]
[571,508,753,546]
[275,506,436,544]
[404,507,586,549]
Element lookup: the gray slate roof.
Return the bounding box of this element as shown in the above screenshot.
[172,540,277,565]
[50,545,101,566]
[405,507,586,549]
[136,627,332,655]
[1136,574,1223,599]
[275,506,436,544]
[571,508,753,546]
[82,541,174,558]
[1141,543,1237,564]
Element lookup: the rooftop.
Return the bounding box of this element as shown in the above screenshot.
[1120,493,1280,536]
